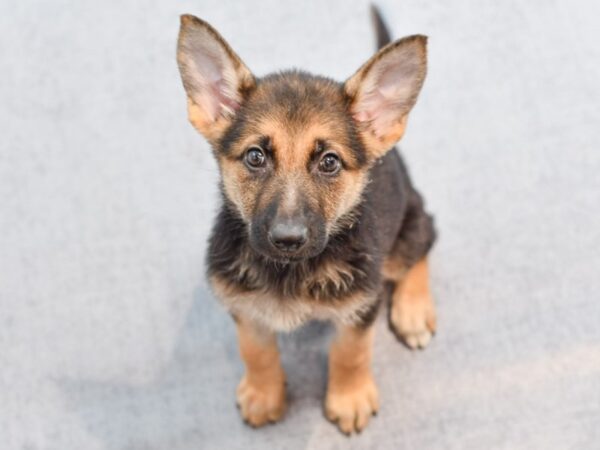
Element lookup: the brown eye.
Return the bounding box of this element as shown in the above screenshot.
[245,146,266,169]
[318,153,341,175]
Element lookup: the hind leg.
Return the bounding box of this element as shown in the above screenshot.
[384,190,437,349]
[388,258,436,349]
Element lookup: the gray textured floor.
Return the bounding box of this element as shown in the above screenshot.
[2,1,600,449]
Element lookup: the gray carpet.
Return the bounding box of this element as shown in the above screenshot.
[1,1,599,449]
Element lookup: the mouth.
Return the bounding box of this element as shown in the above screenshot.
[266,253,305,264]
[254,245,318,264]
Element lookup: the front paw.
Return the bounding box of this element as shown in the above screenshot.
[391,292,437,350]
[236,374,286,427]
[325,374,379,435]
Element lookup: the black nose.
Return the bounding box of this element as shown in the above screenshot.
[268,220,308,253]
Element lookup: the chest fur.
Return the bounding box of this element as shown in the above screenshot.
[209,252,380,331]
[210,273,377,332]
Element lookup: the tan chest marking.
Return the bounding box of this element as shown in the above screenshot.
[210,274,375,332]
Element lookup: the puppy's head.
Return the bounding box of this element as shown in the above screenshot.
[177,15,427,262]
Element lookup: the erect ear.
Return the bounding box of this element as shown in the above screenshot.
[344,35,427,158]
[177,15,255,143]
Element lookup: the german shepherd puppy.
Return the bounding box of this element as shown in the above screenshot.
[176,6,436,435]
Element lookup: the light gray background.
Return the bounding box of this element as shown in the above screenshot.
[1,0,599,449]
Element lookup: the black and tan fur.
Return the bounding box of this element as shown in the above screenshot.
[176,6,437,434]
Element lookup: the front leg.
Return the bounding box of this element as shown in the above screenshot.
[234,315,286,427]
[325,323,379,434]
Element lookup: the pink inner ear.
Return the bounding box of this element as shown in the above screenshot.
[213,79,240,112]
[353,85,403,137]
[353,109,373,122]
[352,52,422,137]
[185,42,241,121]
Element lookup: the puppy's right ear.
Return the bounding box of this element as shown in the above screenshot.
[177,15,255,143]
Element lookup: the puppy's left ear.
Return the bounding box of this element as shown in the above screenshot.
[344,35,427,158]
[177,15,255,143]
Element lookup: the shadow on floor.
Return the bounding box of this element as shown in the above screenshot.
[58,285,335,450]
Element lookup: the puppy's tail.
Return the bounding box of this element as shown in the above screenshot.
[370,4,391,50]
